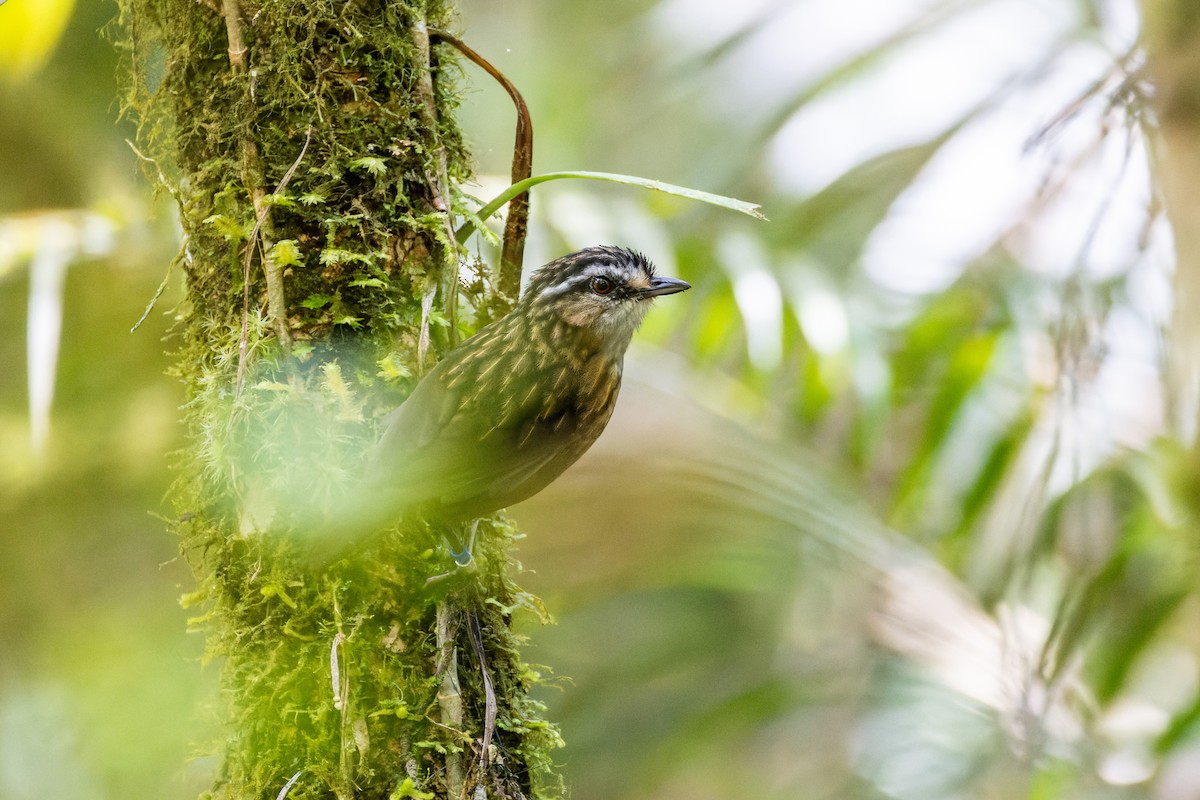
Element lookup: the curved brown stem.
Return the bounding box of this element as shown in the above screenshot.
[431,30,533,316]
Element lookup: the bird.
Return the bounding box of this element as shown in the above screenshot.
[360,246,690,548]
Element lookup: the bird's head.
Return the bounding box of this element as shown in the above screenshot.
[520,246,691,351]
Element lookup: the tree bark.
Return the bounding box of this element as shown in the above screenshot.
[1142,0,1200,443]
[116,1,561,797]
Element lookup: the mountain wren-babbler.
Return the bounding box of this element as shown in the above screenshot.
[365,246,690,535]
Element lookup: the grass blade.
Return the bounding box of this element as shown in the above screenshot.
[456,170,767,243]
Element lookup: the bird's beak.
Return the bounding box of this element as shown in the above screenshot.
[641,276,691,297]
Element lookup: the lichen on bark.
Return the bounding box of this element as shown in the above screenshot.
[113,1,562,797]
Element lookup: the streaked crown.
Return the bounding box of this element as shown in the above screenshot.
[522,246,657,304]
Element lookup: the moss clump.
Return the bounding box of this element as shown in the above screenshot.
[114,0,562,796]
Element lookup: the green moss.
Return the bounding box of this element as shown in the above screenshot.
[114,0,561,796]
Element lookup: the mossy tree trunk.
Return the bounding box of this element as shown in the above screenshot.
[117,1,560,798]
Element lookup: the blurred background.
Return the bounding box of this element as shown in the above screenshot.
[3,0,1196,798]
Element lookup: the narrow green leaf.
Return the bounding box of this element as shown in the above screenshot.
[890,329,1001,527]
[941,408,1036,566]
[456,170,767,243]
[1156,690,1200,755]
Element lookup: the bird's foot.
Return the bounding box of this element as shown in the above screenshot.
[425,520,482,584]
[451,519,481,565]
[449,545,473,567]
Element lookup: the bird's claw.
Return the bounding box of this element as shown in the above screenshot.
[449,544,473,567]
[451,519,481,566]
[425,522,481,585]
[424,549,472,585]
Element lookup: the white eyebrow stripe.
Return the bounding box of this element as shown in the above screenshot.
[540,276,585,297]
[540,263,629,297]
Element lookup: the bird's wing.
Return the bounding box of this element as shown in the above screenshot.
[433,394,583,509]
[368,353,588,518]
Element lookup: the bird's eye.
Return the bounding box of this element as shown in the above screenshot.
[590,277,614,295]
